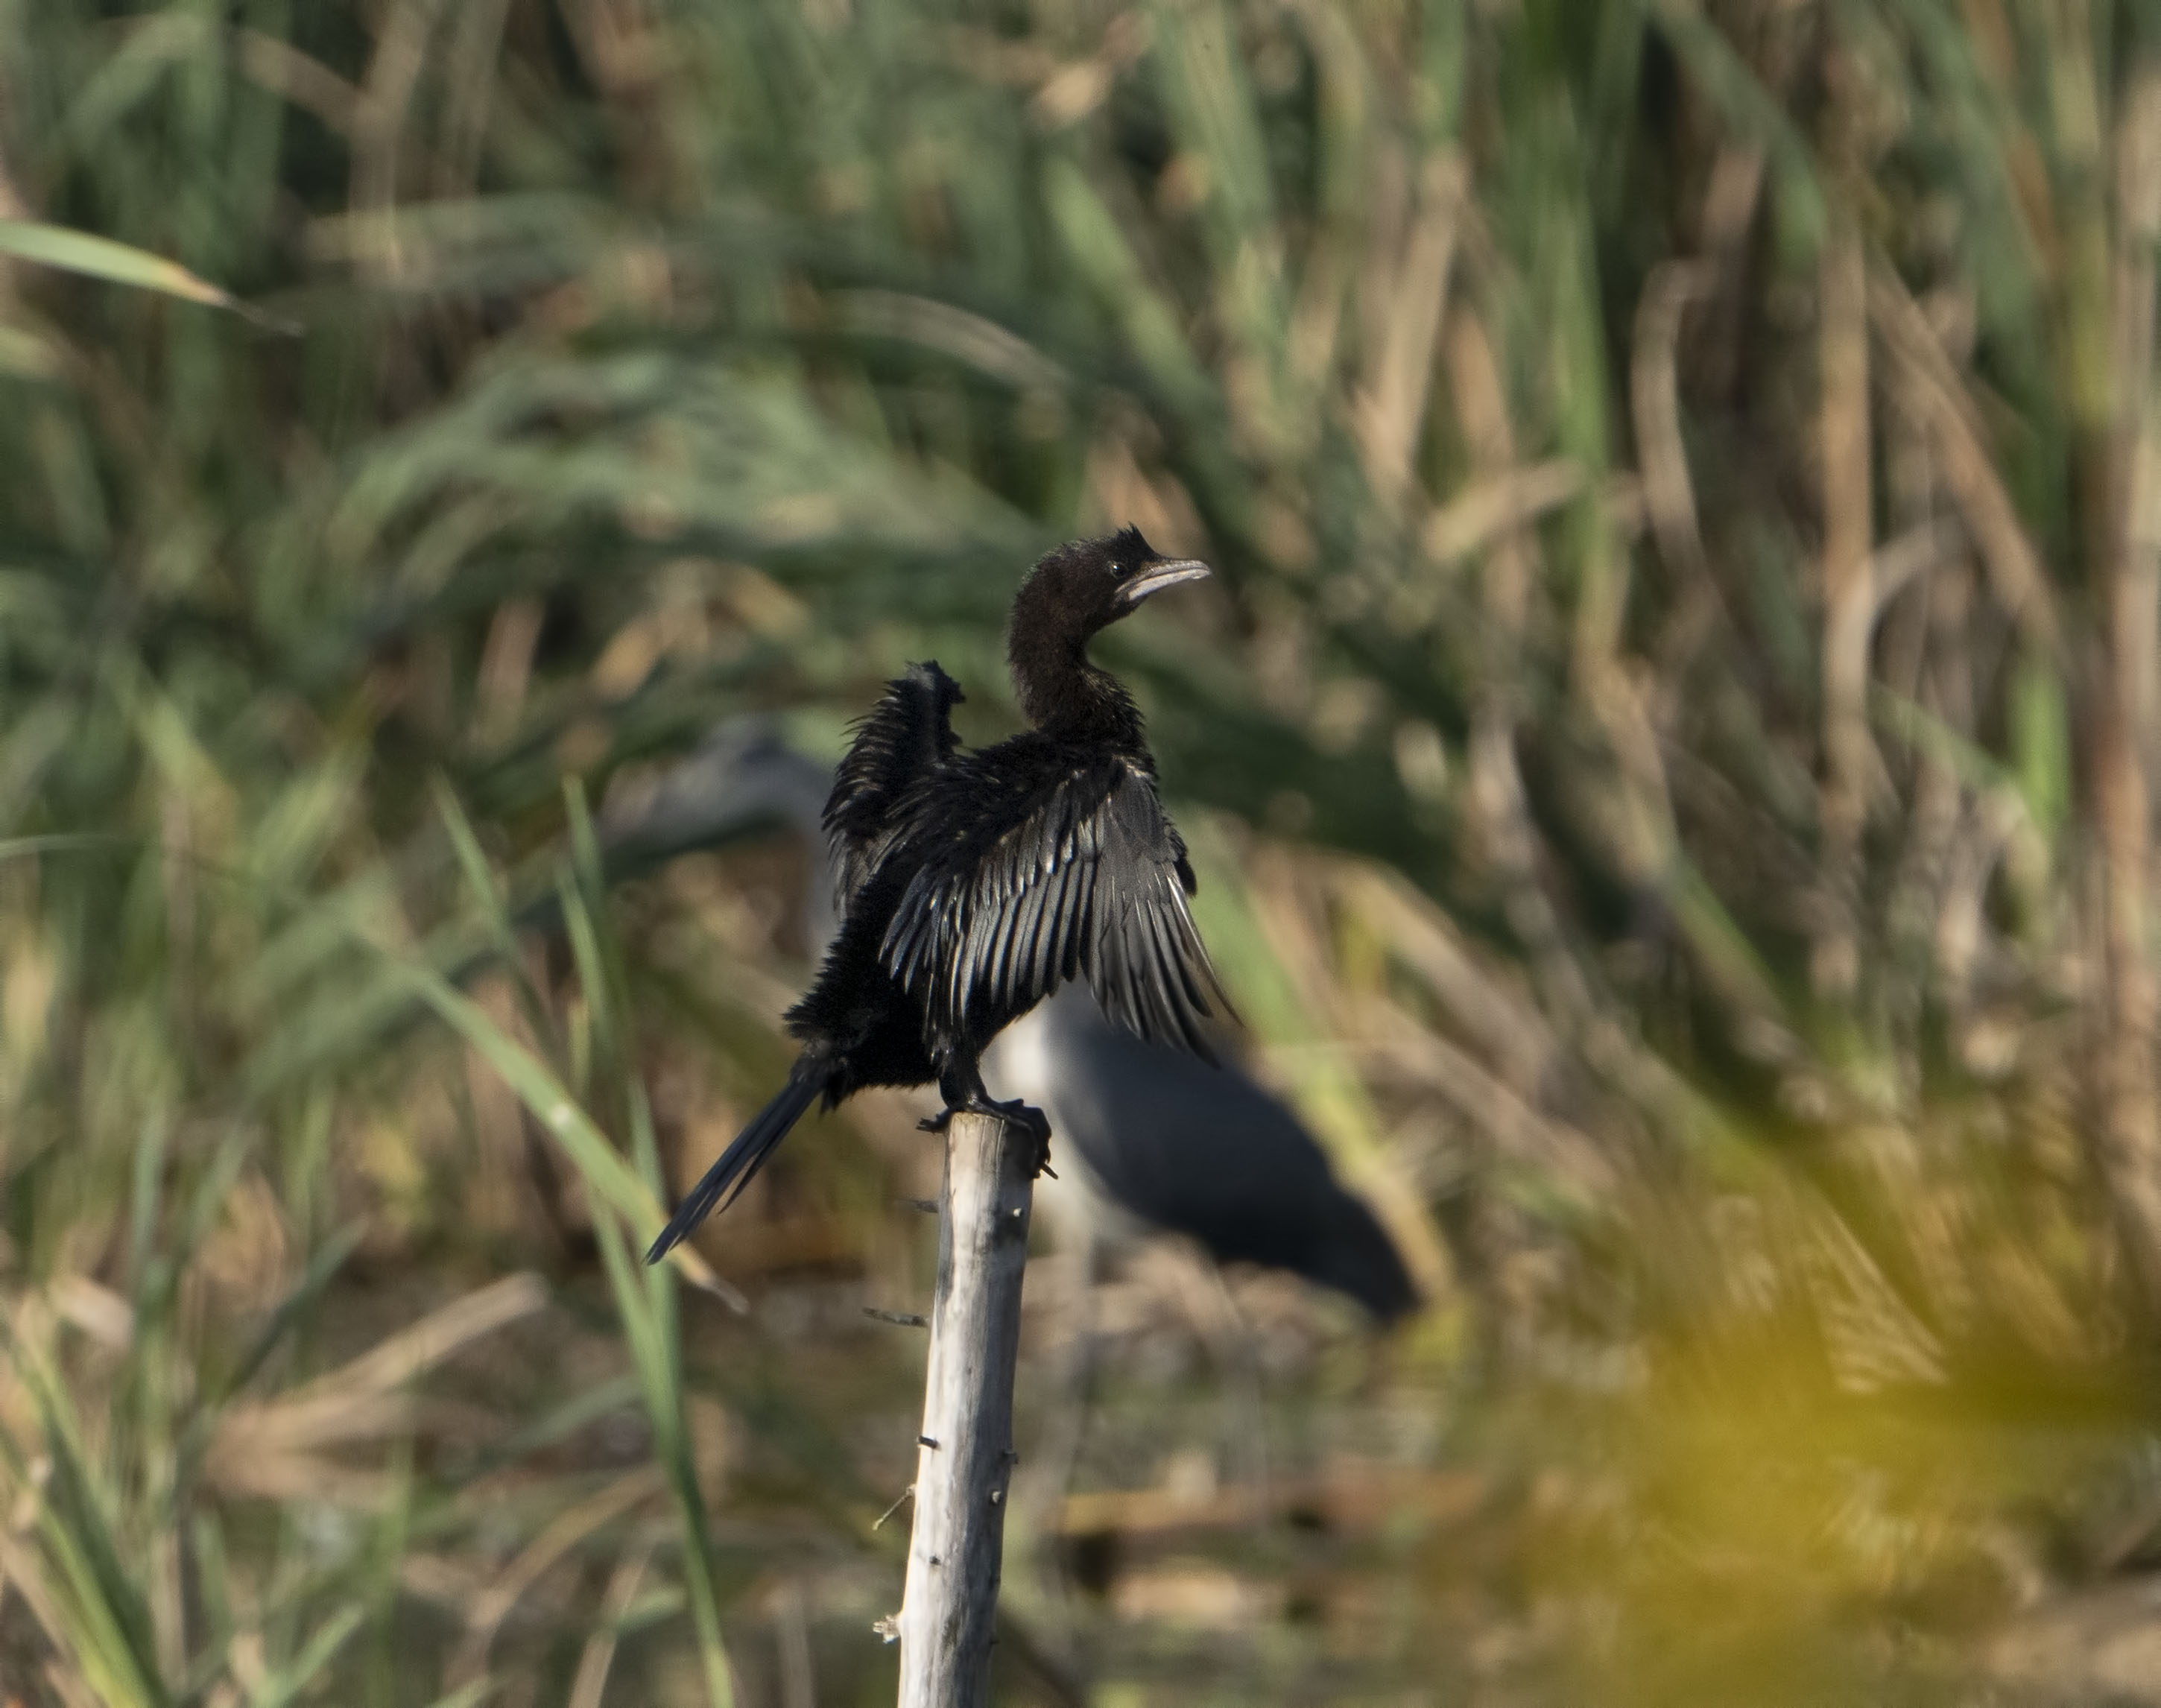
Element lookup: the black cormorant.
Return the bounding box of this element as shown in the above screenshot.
[645,528,1227,1262]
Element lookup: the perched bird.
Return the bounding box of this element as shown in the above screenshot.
[602,725,1418,1320]
[645,528,1229,1263]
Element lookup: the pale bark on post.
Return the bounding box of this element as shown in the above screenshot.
[896,1108,1036,1708]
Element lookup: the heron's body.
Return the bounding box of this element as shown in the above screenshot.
[616,718,1416,1318]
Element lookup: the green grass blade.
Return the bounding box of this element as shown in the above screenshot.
[249,1603,365,1708]
[0,218,290,328]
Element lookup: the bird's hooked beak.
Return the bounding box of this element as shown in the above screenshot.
[1118,557,1211,609]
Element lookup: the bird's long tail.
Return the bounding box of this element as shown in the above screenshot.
[645,1061,824,1263]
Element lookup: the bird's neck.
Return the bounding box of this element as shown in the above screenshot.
[1010,632,1148,750]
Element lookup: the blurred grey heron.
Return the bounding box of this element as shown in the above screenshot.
[600,717,1417,1323]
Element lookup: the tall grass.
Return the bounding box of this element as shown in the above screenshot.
[1,0,2160,1701]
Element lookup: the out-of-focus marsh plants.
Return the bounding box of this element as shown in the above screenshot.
[1,1,2160,1701]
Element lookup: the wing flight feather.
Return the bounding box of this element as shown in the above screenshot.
[880,758,1229,1060]
[823,662,962,907]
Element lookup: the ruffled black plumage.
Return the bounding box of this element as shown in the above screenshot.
[824,660,964,907]
[649,528,1222,1262]
[646,666,958,1263]
[879,744,1227,1063]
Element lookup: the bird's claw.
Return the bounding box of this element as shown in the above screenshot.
[919,1096,1055,1178]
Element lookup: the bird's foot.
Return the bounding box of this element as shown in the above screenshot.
[918,1096,1056,1178]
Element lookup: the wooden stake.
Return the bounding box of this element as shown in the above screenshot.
[895,1108,1036,1708]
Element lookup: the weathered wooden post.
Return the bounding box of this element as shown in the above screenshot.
[895,1108,1037,1708]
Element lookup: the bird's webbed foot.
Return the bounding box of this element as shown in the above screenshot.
[918,1092,1056,1179]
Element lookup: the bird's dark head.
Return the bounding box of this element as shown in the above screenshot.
[1010,527,1210,648]
[1007,528,1210,738]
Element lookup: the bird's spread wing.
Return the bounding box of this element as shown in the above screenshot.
[824,662,961,907]
[879,756,1230,1059]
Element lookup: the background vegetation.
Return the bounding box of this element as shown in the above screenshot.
[3,0,2160,1701]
